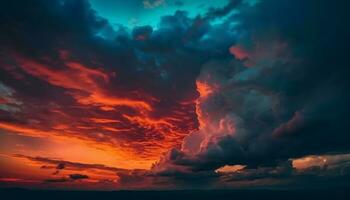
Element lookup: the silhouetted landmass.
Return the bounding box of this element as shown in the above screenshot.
[0,188,349,200]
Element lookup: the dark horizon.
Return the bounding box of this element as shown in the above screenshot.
[1,188,350,200]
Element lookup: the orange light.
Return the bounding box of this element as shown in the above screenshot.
[196,80,213,99]
[215,165,246,173]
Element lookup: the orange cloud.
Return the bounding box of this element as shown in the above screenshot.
[0,122,52,138]
[196,80,214,99]
[89,118,120,123]
[0,53,199,174]
[15,55,152,111]
[229,45,251,60]
[215,165,246,173]
[195,80,216,129]
[292,155,328,170]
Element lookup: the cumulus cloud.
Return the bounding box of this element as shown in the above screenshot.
[144,0,350,188]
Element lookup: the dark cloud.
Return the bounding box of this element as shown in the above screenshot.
[205,0,242,19]
[56,163,65,170]
[14,154,130,173]
[221,161,294,182]
[52,163,65,175]
[174,1,184,7]
[43,174,89,183]
[132,26,153,41]
[69,174,89,180]
[146,0,350,187]
[222,154,350,188]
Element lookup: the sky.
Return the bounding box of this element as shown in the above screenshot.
[0,0,349,190]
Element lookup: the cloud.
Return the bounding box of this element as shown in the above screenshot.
[13,54,151,111]
[132,26,153,41]
[0,0,349,189]
[69,174,89,180]
[43,174,89,183]
[174,1,184,7]
[272,111,305,137]
[206,0,243,19]
[143,0,165,9]
[13,154,130,174]
[144,0,350,187]
[0,0,245,168]
[52,163,65,175]
[56,163,65,170]
[44,178,69,183]
[220,154,350,187]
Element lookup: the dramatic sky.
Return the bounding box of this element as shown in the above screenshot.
[0,0,349,190]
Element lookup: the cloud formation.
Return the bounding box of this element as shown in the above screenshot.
[0,0,349,190]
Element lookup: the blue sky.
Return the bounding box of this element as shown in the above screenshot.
[89,0,230,29]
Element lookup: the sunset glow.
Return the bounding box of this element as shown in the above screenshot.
[1,0,349,192]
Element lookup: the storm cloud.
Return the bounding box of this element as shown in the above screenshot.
[0,0,349,189]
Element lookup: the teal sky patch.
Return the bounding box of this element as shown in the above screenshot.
[89,0,229,29]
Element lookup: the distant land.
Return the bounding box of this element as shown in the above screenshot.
[1,188,349,200]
